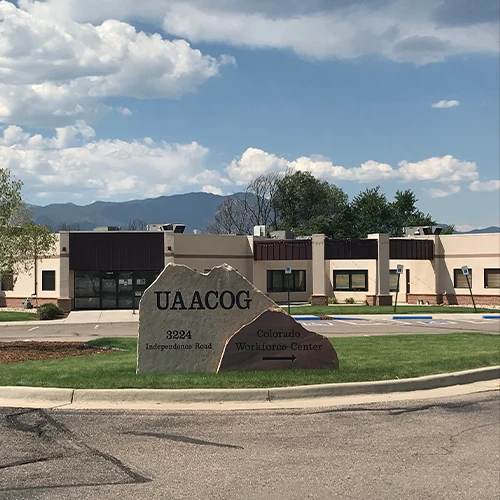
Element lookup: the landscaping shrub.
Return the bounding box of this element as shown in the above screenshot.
[344,297,355,304]
[37,303,64,320]
[328,297,338,304]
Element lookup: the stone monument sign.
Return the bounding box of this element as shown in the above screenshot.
[218,308,338,372]
[137,263,277,374]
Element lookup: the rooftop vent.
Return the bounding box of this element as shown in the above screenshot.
[146,223,186,233]
[93,226,120,231]
[404,225,443,236]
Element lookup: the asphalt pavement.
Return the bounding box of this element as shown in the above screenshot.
[0,316,498,342]
[0,391,499,499]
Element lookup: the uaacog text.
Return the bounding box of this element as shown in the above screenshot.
[155,290,252,311]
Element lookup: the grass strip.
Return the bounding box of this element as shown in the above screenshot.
[0,333,498,389]
[287,305,499,316]
[0,311,36,322]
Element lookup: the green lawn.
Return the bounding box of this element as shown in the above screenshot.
[0,311,36,322]
[1,334,498,389]
[287,305,499,316]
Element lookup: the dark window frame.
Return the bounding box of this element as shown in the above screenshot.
[484,268,500,289]
[267,270,307,293]
[333,270,368,292]
[0,271,14,291]
[453,268,472,289]
[41,270,56,291]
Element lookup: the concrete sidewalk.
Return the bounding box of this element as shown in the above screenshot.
[1,309,499,326]
[0,367,498,410]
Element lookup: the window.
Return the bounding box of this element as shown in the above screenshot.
[454,268,472,288]
[0,272,14,291]
[267,270,306,293]
[390,270,403,292]
[485,269,500,288]
[333,270,368,292]
[41,270,56,291]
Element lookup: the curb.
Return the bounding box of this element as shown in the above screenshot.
[483,315,500,319]
[393,315,432,320]
[0,366,498,406]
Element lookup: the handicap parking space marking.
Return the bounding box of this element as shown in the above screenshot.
[300,321,335,327]
[418,320,456,325]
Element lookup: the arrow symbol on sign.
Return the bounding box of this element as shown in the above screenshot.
[262,355,296,362]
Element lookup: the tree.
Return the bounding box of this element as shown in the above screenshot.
[440,224,455,235]
[388,190,434,236]
[58,222,82,231]
[0,168,57,287]
[348,186,393,238]
[205,173,282,234]
[271,171,349,237]
[127,219,147,231]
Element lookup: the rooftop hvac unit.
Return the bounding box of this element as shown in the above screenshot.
[253,225,268,237]
[147,223,186,233]
[93,226,120,231]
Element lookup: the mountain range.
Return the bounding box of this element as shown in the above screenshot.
[29,193,500,235]
[29,192,227,233]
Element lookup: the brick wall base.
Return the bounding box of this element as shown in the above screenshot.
[366,295,393,306]
[407,293,500,307]
[310,295,328,306]
[0,297,73,311]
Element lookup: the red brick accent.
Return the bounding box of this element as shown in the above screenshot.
[0,297,67,309]
[310,295,328,306]
[366,295,393,306]
[442,294,500,307]
[408,293,500,306]
[407,294,443,305]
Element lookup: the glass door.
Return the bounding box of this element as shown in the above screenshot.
[118,271,134,309]
[101,272,118,309]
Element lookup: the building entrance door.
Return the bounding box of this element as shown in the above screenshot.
[101,272,118,309]
[118,272,134,309]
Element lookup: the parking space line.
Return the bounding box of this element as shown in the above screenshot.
[28,326,39,331]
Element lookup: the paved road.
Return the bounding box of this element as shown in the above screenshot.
[0,317,498,342]
[0,391,499,499]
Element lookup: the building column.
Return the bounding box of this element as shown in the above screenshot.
[164,233,175,267]
[311,234,328,306]
[58,232,72,311]
[368,233,392,306]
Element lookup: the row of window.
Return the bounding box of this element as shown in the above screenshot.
[451,268,500,289]
[0,270,56,292]
[266,268,500,293]
[2,268,500,294]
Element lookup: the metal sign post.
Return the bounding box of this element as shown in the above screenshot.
[394,264,404,313]
[285,264,292,315]
[462,266,477,312]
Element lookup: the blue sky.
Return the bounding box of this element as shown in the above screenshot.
[1,0,499,230]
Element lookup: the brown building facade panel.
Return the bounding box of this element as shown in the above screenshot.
[254,240,312,261]
[69,232,164,271]
[324,239,378,260]
[390,239,434,260]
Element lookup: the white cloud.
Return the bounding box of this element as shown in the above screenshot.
[469,180,500,192]
[202,185,223,195]
[116,107,133,116]
[454,224,475,233]
[397,155,478,183]
[428,185,461,198]
[161,2,498,65]
[432,100,460,108]
[225,148,479,190]
[0,122,230,200]
[0,1,234,126]
[12,1,499,65]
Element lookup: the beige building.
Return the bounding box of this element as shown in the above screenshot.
[1,228,499,310]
